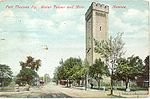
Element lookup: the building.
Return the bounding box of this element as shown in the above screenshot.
[44,74,51,84]
[85,2,109,65]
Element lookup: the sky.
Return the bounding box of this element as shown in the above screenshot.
[0,0,149,77]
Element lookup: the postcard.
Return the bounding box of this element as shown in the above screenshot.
[0,0,149,98]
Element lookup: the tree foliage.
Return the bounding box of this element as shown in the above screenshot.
[89,58,109,89]
[16,56,41,85]
[63,57,83,80]
[114,56,144,89]
[94,33,125,94]
[53,57,84,86]
[143,56,149,77]
[94,33,125,68]
[0,64,13,86]
[20,56,41,71]
[16,68,39,85]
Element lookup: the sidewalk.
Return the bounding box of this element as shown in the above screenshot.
[54,83,149,98]
[54,84,110,98]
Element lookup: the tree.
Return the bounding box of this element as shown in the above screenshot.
[143,56,149,87]
[62,57,83,87]
[135,56,149,88]
[0,64,13,87]
[94,33,125,95]
[89,59,109,89]
[53,57,84,87]
[143,56,149,79]
[53,66,66,82]
[115,56,144,90]
[16,68,39,85]
[144,56,149,66]
[20,56,41,71]
[71,63,84,86]
[16,56,41,85]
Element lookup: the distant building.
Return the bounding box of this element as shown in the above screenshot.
[44,74,51,84]
[85,2,109,65]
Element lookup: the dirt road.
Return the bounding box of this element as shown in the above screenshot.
[0,82,149,98]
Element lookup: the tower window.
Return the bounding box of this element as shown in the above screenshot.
[100,26,102,31]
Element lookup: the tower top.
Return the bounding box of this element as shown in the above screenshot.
[85,2,109,18]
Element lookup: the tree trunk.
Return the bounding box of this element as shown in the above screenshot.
[125,79,129,90]
[98,79,100,90]
[125,82,128,90]
[78,80,80,86]
[85,72,88,90]
[66,80,68,87]
[56,80,58,85]
[69,80,71,87]
[81,79,84,86]
[1,79,4,89]
[110,70,114,95]
[76,80,79,86]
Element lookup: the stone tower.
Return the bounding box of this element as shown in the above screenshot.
[85,2,109,65]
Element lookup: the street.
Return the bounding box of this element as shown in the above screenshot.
[0,82,149,98]
[0,83,71,98]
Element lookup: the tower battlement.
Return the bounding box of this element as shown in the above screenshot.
[85,2,109,18]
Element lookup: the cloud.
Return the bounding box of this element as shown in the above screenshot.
[77,24,85,34]
[0,28,2,32]
[57,20,78,34]
[109,6,149,60]
[26,18,54,29]
[51,5,85,22]
[144,0,150,2]
[0,10,15,24]
[0,10,31,33]
[110,8,148,36]
[123,9,148,22]
[0,10,14,17]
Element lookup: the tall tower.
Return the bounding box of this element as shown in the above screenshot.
[85,2,109,65]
